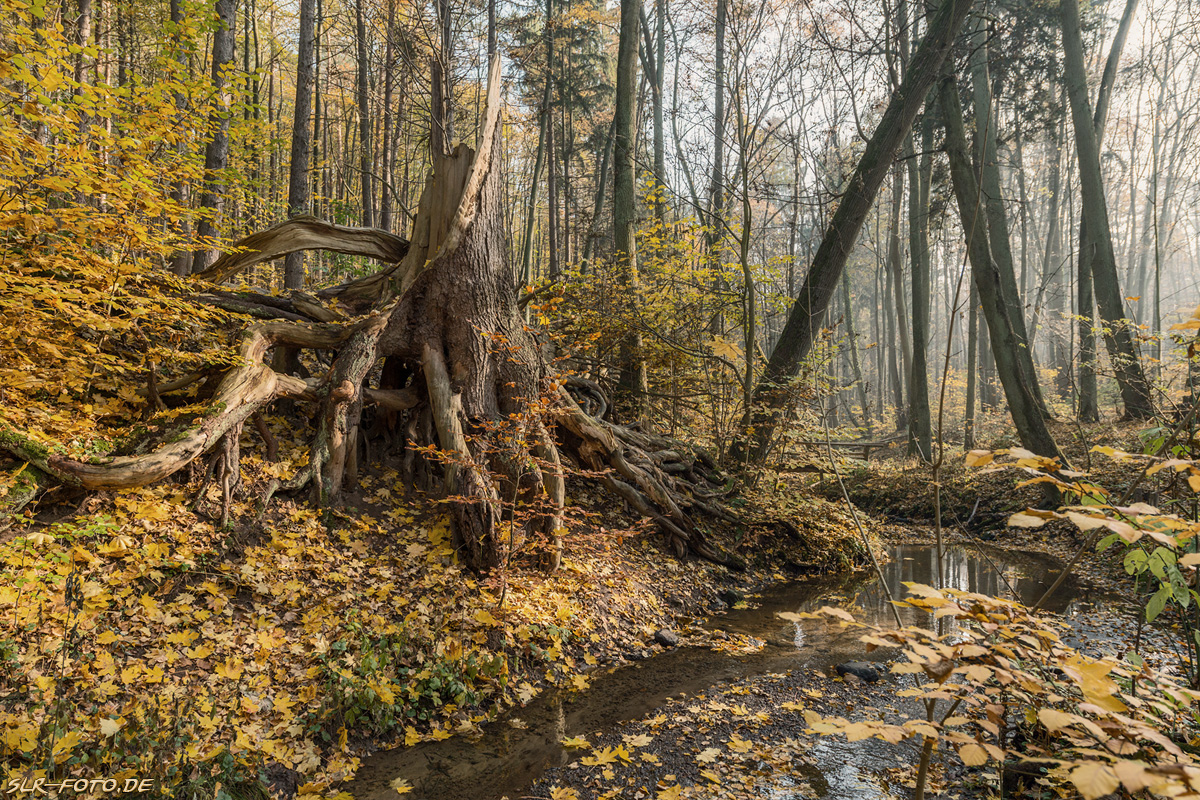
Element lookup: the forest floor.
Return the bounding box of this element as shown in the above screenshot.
[0,412,875,800]
[2,409,1180,800]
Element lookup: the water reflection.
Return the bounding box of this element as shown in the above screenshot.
[348,544,1088,800]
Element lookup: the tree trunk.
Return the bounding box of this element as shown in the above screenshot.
[969,12,1049,420]
[519,75,551,286]
[888,167,912,431]
[581,119,614,270]
[842,271,871,434]
[283,0,317,289]
[545,0,559,279]
[1062,0,1152,419]
[435,0,455,146]
[1041,107,1070,398]
[614,0,647,413]
[356,0,374,228]
[168,0,193,276]
[732,0,975,465]
[906,116,933,459]
[192,0,237,272]
[964,279,978,448]
[380,0,396,232]
[939,73,1063,461]
[708,0,727,256]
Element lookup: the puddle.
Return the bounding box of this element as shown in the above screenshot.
[347,544,1099,800]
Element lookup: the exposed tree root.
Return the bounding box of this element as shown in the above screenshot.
[1,57,747,573]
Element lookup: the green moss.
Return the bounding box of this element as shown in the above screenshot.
[0,427,50,461]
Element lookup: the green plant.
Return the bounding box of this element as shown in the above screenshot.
[788,586,1200,799]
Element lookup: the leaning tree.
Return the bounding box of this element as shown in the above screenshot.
[2,60,737,572]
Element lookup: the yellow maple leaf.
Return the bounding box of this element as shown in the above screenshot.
[726,734,753,753]
[51,730,82,758]
[215,657,244,681]
[389,778,413,795]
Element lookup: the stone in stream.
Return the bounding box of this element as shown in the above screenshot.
[718,588,744,606]
[835,661,882,683]
[653,628,679,648]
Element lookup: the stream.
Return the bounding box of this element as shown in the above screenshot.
[348,544,1108,800]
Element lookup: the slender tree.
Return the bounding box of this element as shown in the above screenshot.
[614,0,647,411]
[191,0,237,272]
[1061,0,1153,418]
[283,0,317,289]
[355,0,374,228]
[939,72,1063,459]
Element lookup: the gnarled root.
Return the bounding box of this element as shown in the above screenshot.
[555,386,743,569]
[1,55,743,577]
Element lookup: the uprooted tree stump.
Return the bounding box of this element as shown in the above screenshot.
[2,58,740,573]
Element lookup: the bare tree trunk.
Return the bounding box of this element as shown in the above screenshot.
[888,167,912,432]
[651,0,667,222]
[519,75,550,286]
[907,113,934,459]
[1062,0,1152,419]
[939,73,1063,460]
[192,0,237,273]
[312,0,323,221]
[708,0,726,256]
[964,278,978,448]
[356,0,374,228]
[73,0,93,91]
[168,0,193,276]
[581,119,614,270]
[842,271,871,433]
[545,1,559,279]
[732,0,975,464]
[970,12,1049,419]
[614,0,647,413]
[283,0,316,289]
[487,0,496,56]
[379,0,396,232]
[436,0,455,146]
[1042,107,1071,398]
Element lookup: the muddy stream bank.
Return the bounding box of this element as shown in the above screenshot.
[349,544,1111,800]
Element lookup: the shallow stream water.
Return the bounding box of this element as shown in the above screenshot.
[348,544,1105,800]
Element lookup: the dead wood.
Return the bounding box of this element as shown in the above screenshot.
[2,56,746,575]
[193,216,410,285]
